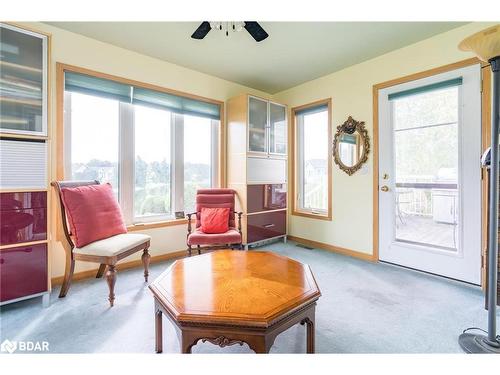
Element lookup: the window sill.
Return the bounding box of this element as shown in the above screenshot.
[127,218,189,232]
[291,210,332,221]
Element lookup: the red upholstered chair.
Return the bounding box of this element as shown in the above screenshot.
[186,189,243,256]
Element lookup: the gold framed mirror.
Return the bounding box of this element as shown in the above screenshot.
[332,116,370,175]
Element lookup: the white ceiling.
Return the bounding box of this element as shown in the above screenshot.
[47,22,465,94]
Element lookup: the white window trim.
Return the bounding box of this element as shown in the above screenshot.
[120,102,135,224]
[172,113,184,217]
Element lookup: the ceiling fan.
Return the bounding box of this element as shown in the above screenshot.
[191,21,269,42]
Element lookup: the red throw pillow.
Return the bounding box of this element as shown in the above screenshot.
[200,207,230,234]
[60,183,127,248]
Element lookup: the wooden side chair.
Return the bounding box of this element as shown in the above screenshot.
[52,180,151,306]
[186,188,243,256]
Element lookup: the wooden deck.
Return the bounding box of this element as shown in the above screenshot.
[395,214,457,250]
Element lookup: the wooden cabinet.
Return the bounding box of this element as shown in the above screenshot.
[0,23,50,307]
[227,94,288,247]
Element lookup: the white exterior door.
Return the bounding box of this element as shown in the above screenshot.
[378,64,482,284]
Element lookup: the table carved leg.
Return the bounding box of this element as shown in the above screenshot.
[155,305,163,353]
[181,332,196,354]
[301,316,315,354]
[246,336,272,354]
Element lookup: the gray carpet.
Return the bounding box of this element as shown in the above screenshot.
[1,241,498,353]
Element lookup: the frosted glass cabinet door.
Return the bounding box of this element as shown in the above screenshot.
[0,23,47,136]
[269,102,287,155]
[248,96,268,153]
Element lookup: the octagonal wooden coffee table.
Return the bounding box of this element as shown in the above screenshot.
[149,250,321,354]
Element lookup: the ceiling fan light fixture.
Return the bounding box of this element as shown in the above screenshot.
[192,21,268,42]
[210,22,245,35]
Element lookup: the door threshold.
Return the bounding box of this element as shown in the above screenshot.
[379,260,481,288]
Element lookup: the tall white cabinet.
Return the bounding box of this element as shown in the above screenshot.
[227,94,287,248]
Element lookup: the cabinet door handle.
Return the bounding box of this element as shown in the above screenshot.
[264,224,275,228]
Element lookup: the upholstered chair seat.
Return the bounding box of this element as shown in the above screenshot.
[187,228,241,246]
[74,233,151,257]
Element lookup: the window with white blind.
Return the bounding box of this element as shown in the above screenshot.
[63,69,221,224]
[292,99,332,220]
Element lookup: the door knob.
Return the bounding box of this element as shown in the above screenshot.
[380,185,389,192]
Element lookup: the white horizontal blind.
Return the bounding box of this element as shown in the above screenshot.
[0,139,47,189]
[247,157,287,184]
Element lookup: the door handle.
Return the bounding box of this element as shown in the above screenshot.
[264,224,275,228]
[380,185,389,192]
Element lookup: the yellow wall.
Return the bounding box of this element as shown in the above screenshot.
[18,22,269,279]
[273,22,496,256]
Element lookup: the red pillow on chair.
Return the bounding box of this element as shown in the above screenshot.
[60,183,127,248]
[200,207,230,234]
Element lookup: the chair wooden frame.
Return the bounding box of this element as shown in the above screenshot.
[186,211,243,256]
[52,180,151,306]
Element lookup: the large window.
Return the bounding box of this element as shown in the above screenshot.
[68,93,120,196]
[63,67,221,225]
[292,99,332,220]
[183,114,217,213]
[134,105,172,219]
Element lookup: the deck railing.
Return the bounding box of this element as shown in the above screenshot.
[396,182,457,217]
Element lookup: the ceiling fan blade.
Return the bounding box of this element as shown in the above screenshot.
[244,22,269,42]
[191,22,211,40]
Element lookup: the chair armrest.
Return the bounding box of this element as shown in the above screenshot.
[235,211,243,234]
[186,212,198,235]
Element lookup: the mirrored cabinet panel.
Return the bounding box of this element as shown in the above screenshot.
[248,96,267,153]
[0,23,48,136]
[269,102,287,155]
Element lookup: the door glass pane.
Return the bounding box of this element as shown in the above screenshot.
[393,86,459,251]
[269,103,286,154]
[0,25,44,134]
[299,110,328,212]
[69,92,120,197]
[134,105,171,218]
[184,115,214,213]
[248,97,267,153]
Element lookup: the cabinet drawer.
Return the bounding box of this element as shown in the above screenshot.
[247,184,287,213]
[1,191,47,246]
[247,210,286,244]
[0,207,47,246]
[1,191,47,210]
[0,243,48,302]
